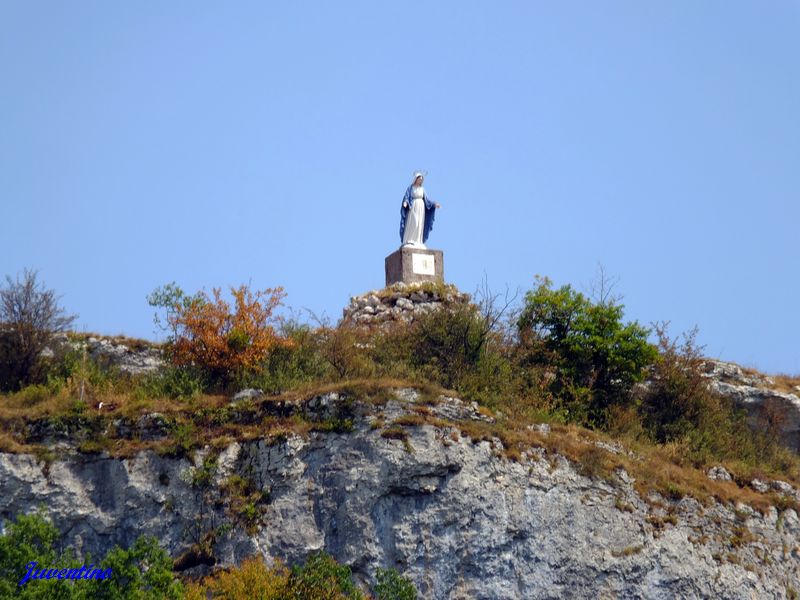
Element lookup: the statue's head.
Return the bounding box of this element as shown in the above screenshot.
[413,171,424,185]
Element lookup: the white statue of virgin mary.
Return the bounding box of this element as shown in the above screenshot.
[399,172,441,248]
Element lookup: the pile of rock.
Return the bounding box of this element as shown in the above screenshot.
[84,336,163,376]
[341,282,471,328]
[42,333,164,376]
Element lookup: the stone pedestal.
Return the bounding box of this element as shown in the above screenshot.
[385,246,444,286]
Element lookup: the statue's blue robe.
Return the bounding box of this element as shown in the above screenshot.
[399,185,436,243]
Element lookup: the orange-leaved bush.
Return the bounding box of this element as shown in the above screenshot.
[167,284,290,384]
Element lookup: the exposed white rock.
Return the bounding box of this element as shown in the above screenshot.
[84,337,164,375]
[528,423,551,435]
[770,480,796,496]
[707,466,733,482]
[232,388,264,403]
[341,283,471,330]
[1,389,798,598]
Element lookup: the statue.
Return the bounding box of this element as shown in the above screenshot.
[399,172,441,249]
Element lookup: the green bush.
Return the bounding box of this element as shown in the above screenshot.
[8,384,52,407]
[235,320,330,393]
[289,551,364,600]
[94,536,183,599]
[517,277,657,427]
[0,510,182,599]
[406,303,489,390]
[374,567,417,600]
[638,325,725,446]
[455,344,517,408]
[317,324,376,381]
[44,346,118,403]
[135,366,207,401]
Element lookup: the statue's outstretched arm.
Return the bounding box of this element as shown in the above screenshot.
[402,186,412,209]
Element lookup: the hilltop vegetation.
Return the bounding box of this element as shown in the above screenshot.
[1,270,799,597]
[0,270,797,485]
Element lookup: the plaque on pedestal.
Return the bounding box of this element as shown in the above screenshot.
[385,246,444,286]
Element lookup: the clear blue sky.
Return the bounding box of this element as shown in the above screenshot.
[2,2,798,374]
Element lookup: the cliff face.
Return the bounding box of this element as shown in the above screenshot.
[2,390,799,599]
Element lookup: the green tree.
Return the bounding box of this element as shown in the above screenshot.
[0,509,82,599]
[0,511,183,600]
[517,277,657,427]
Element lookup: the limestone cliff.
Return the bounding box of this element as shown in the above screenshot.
[2,389,799,599]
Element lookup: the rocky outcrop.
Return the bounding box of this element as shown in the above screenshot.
[82,336,163,376]
[41,333,164,376]
[703,359,800,451]
[1,390,799,599]
[342,282,472,328]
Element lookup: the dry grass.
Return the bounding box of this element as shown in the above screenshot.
[0,431,33,454]
[612,545,644,557]
[372,281,464,302]
[772,373,800,395]
[392,414,428,427]
[0,378,446,460]
[0,387,80,419]
[737,364,800,395]
[278,376,448,406]
[380,426,409,441]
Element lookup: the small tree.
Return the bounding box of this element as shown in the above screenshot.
[0,269,77,391]
[517,276,657,427]
[151,283,290,387]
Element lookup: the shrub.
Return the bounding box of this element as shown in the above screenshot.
[187,554,418,600]
[455,343,517,408]
[637,324,770,468]
[374,567,417,600]
[316,323,375,381]
[517,276,657,427]
[0,269,77,392]
[406,303,489,390]
[95,536,183,599]
[289,551,364,600]
[135,365,207,400]
[45,345,118,403]
[185,556,291,599]
[257,320,330,392]
[638,325,724,445]
[147,281,198,341]
[149,283,290,388]
[9,384,52,407]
